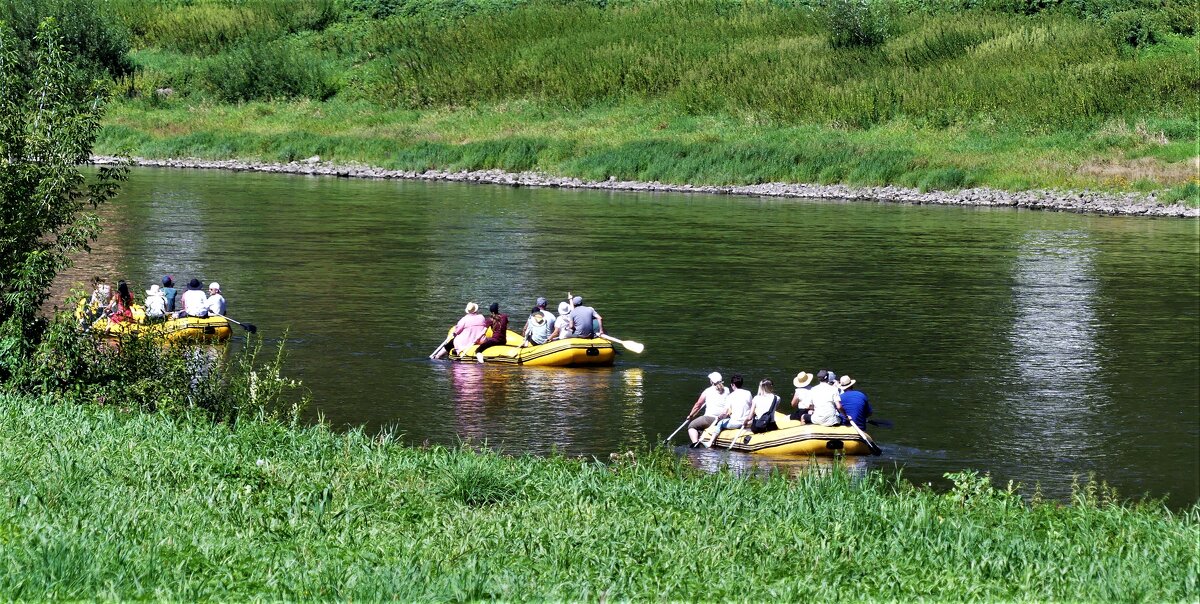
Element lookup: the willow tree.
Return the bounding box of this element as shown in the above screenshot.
[0,19,126,376]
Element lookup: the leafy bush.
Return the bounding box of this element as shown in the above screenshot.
[198,37,337,102]
[143,3,282,54]
[1105,8,1166,48]
[823,0,888,47]
[7,308,307,425]
[0,20,127,375]
[0,0,134,79]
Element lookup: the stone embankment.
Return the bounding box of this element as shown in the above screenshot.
[92,155,1198,218]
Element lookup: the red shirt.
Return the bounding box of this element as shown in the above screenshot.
[486,313,508,342]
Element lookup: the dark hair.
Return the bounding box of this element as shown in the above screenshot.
[117,280,132,306]
[530,306,541,315]
[188,278,201,289]
[489,302,500,314]
[816,369,829,382]
[731,374,743,388]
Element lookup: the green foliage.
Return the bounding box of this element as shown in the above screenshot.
[823,0,888,47]
[1105,8,1167,48]
[6,307,307,425]
[0,0,134,79]
[198,37,337,102]
[134,0,340,54]
[353,3,1195,128]
[0,397,1196,600]
[0,20,127,377]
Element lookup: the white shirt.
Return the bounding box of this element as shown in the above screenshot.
[180,289,208,317]
[752,393,779,418]
[809,382,842,426]
[145,293,167,317]
[205,293,227,316]
[554,316,573,340]
[700,385,729,418]
[725,388,754,424]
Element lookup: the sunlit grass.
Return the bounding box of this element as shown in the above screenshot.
[1,393,1197,600]
[100,99,1196,193]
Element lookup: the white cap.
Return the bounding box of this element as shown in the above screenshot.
[707,371,722,384]
[208,282,220,291]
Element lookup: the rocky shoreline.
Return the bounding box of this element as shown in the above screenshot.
[91,155,1198,218]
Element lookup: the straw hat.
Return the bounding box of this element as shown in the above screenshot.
[793,371,813,388]
[838,375,857,390]
[465,302,479,314]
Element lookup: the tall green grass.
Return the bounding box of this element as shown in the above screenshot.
[362,3,1197,128]
[0,392,1196,600]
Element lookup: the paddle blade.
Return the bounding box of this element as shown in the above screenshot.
[244,323,257,334]
[622,340,645,353]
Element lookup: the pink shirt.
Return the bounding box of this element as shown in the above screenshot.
[452,313,489,352]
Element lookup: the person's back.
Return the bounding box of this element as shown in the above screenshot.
[180,279,208,317]
[145,285,168,319]
[569,304,597,338]
[751,379,781,433]
[837,375,871,427]
[526,307,553,345]
[724,376,754,429]
[809,380,842,426]
[161,276,178,313]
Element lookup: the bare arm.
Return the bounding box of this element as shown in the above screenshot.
[688,392,707,418]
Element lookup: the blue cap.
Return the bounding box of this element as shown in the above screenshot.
[162,275,173,286]
[571,296,583,306]
[536,297,547,306]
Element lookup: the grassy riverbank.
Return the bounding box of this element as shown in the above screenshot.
[2,392,1197,600]
[84,0,1199,203]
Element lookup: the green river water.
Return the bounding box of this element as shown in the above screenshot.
[61,167,1200,506]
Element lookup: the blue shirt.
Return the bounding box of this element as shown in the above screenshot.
[839,390,871,428]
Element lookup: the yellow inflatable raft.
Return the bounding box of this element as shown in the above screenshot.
[703,414,878,456]
[445,329,615,367]
[76,301,232,344]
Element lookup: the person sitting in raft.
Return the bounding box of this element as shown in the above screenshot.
[797,369,846,427]
[205,282,227,316]
[161,275,178,313]
[750,378,781,433]
[715,374,754,433]
[521,298,555,346]
[177,278,209,318]
[144,284,169,322]
[685,371,728,448]
[786,371,814,421]
[433,302,488,360]
[108,280,136,324]
[474,302,509,363]
[837,374,872,428]
[80,277,112,327]
[550,301,574,341]
[568,295,604,339]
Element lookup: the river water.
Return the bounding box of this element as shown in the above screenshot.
[60,168,1200,506]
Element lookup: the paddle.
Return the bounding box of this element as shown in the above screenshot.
[725,427,747,450]
[599,334,645,354]
[664,413,695,444]
[214,313,257,334]
[429,333,453,359]
[845,416,882,456]
[867,418,893,429]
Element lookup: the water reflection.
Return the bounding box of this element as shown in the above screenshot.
[434,363,646,454]
[1004,230,1111,491]
[684,449,872,480]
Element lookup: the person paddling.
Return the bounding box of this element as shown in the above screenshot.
[685,372,728,447]
[474,302,509,363]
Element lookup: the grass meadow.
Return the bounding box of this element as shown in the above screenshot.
[90,0,1198,201]
[1,392,1197,600]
